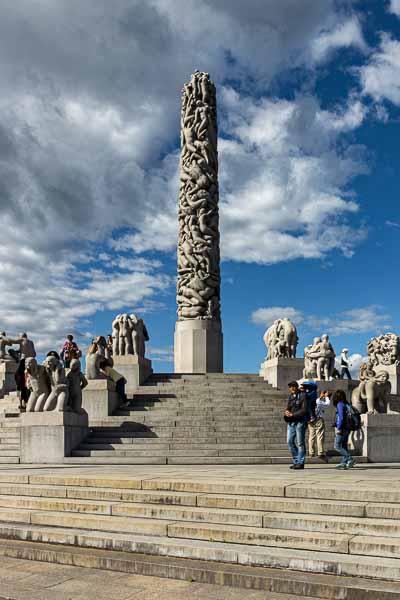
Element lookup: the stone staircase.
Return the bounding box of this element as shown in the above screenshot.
[0,469,398,597]
[68,373,349,465]
[0,391,21,464]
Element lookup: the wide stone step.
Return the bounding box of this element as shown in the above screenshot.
[262,512,400,538]
[1,533,400,596]
[0,457,19,464]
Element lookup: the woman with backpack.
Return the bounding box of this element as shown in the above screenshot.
[332,390,356,470]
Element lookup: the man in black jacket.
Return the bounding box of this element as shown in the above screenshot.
[285,381,308,470]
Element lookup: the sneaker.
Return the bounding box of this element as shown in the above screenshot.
[346,458,356,469]
[335,463,347,469]
[293,463,304,470]
[289,464,297,469]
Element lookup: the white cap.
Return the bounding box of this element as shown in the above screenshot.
[342,348,349,353]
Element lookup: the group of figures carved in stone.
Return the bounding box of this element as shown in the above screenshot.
[177,71,221,322]
[0,312,150,408]
[263,319,298,359]
[25,356,87,413]
[367,333,400,368]
[111,313,149,358]
[303,335,336,380]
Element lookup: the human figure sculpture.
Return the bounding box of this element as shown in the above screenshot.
[316,334,336,380]
[85,341,107,380]
[67,359,88,413]
[367,333,400,368]
[130,314,149,358]
[263,318,298,360]
[111,313,150,357]
[18,333,36,359]
[303,338,320,378]
[25,357,51,412]
[43,355,69,411]
[352,368,391,414]
[0,332,19,361]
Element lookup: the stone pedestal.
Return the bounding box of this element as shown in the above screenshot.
[20,411,88,463]
[113,354,153,394]
[0,360,17,398]
[82,379,118,420]
[174,319,223,373]
[259,357,304,390]
[358,413,400,462]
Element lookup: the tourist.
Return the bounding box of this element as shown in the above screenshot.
[308,389,330,462]
[333,389,355,469]
[99,359,129,407]
[284,381,308,470]
[340,348,352,380]
[60,335,81,368]
[46,350,60,360]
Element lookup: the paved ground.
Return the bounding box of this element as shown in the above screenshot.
[0,555,284,600]
[0,460,399,480]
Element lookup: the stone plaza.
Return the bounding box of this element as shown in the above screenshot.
[1,71,400,597]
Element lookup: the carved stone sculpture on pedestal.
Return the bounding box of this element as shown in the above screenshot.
[25,357,51,412]
[42,355,69,412]
[174,71,223,373]
[367,332,400,393]
[352,365,391,414]
[263,318,298,360]
[67,359,88,413]
[111,313,152,392]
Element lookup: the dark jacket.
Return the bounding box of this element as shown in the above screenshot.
[286,392,308,422]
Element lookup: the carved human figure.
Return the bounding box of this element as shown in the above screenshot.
[263,320,281,360]
[25,357,51,412]
[43,355,69,411]
[280,318,298,359]
[0,332,19,361]
[352,369,391,414]
[367,333,400,368]
[67,359,88,413]
[85,341,107,380]
[112,315,121,356]
[17,333,36,359]
[303,338,320,379]
[129,314,149,358]
[316,334,336,381]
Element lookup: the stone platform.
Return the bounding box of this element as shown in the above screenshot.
[0,463,398,597]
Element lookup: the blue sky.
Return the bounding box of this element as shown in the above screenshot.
[1,0,400,374]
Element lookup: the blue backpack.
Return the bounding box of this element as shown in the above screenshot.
[302,381,318,421]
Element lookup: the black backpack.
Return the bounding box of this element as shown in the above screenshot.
[345,404,362,431]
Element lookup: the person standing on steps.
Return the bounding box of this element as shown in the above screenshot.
[333,389,356,469]
[308,389,330,462]
[284,381,308,470]
[340,348,352,380]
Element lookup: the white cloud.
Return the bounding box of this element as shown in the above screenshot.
[389,0,400,16]
[218,91,367,264]
[251,307,304,326]
[360,34,400,105]
[310,16,367,63]
[148,345,174,363]
[0,1,373,347]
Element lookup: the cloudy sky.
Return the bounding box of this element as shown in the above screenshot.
[1,0,399,372]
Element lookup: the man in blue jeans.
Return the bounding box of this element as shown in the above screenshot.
[285,381,308,470]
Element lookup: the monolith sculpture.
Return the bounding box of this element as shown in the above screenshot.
[174,71,223,373]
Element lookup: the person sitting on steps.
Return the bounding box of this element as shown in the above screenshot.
[98,359,129,408]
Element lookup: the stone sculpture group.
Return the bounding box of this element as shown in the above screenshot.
[111,313,149,358]
[263,318,298,359]
[303,335,336,380]
[367,333,400,368]
[25,355,87,413]
[352,364,391,415]
[177,71,221,322]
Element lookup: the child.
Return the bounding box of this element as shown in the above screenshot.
[308,389,330,462]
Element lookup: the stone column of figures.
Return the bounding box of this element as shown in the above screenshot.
[177,71,221,322]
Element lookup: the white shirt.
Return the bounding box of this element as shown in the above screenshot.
[316,396,331,419]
